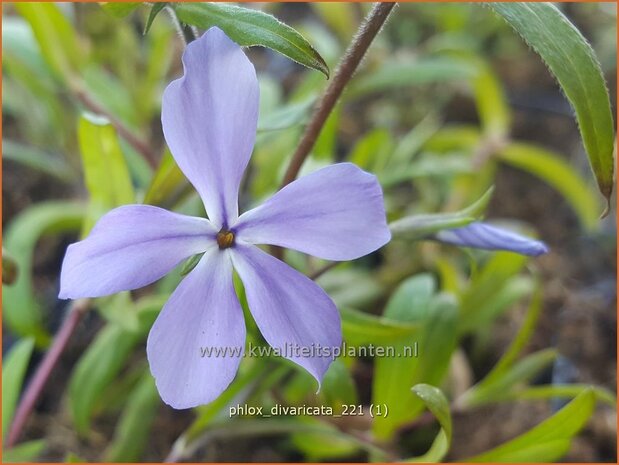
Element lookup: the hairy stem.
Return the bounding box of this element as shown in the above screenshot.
[280,2,396,188]
[165,5,198,45]
[7,299,91,448]
[272,2,395,260]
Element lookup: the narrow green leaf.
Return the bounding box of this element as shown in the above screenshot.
[2,338,35,439]
[2,202,85,344]
[14,3,84,82]
[499,142,600,229]
[466,389,596,462]
[180,252,205,277]
[78,113,135,234]
[506,384,616,407]
[470,58,511,137]
[68,324,139,434]
[257,97,314,132]
[459,275,535,333]
[2,140,74,184]
[3,439,46,463]
[311,3,357,41]
[349,58,477,97]
[384,274,436,323]
[488,2,615,209]
[390,187,494,241]
[462,348,558,407]
[175,3,329,77]
[320,359,358,410]
[143,150,190,208]
[291,418,360,461]
[407,384,452,462]
[105,372,160,462]
[349,128,394,171]
[313,105,341,160]
[340,307,419,347]
[144,2,168,35]
[385,114,441,170]
[480,286,543,384]
[373,295,458,440]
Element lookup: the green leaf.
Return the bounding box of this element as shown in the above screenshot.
[340,307,419,347]
[144,2,168,35]
[469,58,511,137]
[291,418,360,461]
[349,57,477,98]
[390,187,494,241]
[479,286,543,384]
[105,372,160,462]
[384,274,436,323]
[385,114,441,171]
[498,142,600,230]
[459,251,529,330]
[373,295,458,440]
[3,439,46,463]
[320,359,358,410]
[313,105,341,160]
[2,140,74,184]
[505,384,616,407]
[143,150,190,208]
[458,275,535,333]
[258,97,314,132]
[175,3,329,77]
[487,2,615,209]
[466,389,596,462]
[462,348,558,407]
[14,3,84,82]
[68,324,140,434]
[407,384,452,462]
[100,2,140,18]
[311,3,356,41]
[318,268,384,309]
[2,202,85,344]
[2,338,35,439]
[349,128,394,171]
[78,113,135,234]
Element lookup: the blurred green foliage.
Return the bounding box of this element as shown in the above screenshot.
[2,2,616,463]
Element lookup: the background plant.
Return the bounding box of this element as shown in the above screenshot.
[2,2,616,462]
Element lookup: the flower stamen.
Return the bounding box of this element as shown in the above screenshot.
[216,229,235,249]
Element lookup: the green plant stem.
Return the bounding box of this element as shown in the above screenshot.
[7,299,91,448]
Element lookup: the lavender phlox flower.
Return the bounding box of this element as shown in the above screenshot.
[59,28,390,409]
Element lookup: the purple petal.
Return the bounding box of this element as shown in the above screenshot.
[435,222,549,256]
[147,248,245,409]
[59,205,215,299]
[162,27,259,229]
[234,163,391,261]
[231,243,341,384]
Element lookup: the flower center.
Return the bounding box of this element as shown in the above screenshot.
[216,229,235,249]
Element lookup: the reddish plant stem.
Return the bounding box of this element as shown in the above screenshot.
[7,299,91,448]
[280,2,396,189]
[75,90,159,169]
[272,2,395,260]
[308,261,340,280]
